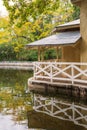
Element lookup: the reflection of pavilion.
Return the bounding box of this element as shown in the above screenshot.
[28,94,87,129]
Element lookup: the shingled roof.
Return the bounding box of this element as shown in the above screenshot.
[26,31,81,48]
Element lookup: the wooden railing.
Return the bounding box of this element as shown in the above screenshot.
[33,62,87,85]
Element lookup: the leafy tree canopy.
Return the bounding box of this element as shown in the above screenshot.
[3,0,78,42]
[3,0,79,27]
[3,0,60,27]
[0,0,80,61]
[0,17,11,44]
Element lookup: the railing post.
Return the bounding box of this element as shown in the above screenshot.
[71,63,74,84]
[50,63,53,83]
[72,103,75,122]
[51,98,54,116]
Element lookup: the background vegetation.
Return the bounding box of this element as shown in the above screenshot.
[0,0,80,61]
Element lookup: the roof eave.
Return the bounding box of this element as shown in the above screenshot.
[26,31,81,49]
[53,24,80,33]
[26,41,80,48]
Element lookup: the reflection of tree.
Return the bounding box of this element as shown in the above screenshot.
[0,69,33,87]
[0,69,33,124]
[0,86,33,122]
[33,94,87,129]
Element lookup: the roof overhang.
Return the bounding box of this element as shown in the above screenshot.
[53,19,80,33]
[26,31,81,49]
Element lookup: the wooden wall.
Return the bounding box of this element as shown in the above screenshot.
[62,41,81,62]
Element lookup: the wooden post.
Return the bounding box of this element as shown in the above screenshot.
[50,63,53,83]
[38,46,41,61]
[56,46,59,61]
[41,47,44,61]
[71,64,74,84]
[61,47,63,62]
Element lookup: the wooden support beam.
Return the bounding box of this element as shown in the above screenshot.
[61,47,64,62]
[56,46,59,61]
[41,47,44,61]
[38,46,41,61]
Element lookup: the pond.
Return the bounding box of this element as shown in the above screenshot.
[0,69,87,130]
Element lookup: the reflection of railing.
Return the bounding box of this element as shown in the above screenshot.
[33,95,87,128]
[33,62,87,85]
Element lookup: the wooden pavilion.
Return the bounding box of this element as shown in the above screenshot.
[26,19,81,62]
[27,0,87,97]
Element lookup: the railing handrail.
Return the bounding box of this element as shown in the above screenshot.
[33,61,87,66]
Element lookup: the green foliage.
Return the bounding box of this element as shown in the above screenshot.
[0,42,38,61]
[53,0,74,25]
[18,49,38,61]
[3,0,59,27]
[0,43,16,61]
[44,48,57,60]
[72,5,80,20]
[0,17,11,44]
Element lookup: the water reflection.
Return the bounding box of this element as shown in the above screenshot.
[28,93,87,130]
[0,69,45,130]
[0,114,28,130]
[0,69,87,130]
[0,69,33,130]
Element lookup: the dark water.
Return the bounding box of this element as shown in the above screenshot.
[0,69,87,130]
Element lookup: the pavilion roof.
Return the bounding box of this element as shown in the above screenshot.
[26,31,81,48]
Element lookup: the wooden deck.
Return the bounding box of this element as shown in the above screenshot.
[28,62,87,98]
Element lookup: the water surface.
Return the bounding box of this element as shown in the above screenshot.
[0,69,87,130]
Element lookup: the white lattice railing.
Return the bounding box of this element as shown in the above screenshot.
[33,62,87,85]
[33,94,87,128]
